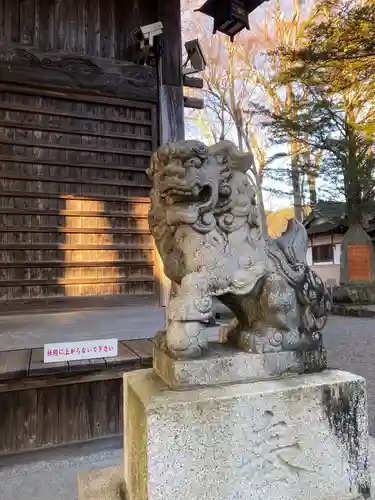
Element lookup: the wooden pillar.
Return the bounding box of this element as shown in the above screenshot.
[155,0,184,307]
[157,0,185,142]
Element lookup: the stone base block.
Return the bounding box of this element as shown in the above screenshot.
[124,369,370,500]
[77,466,123,500]
[154,342,326,389]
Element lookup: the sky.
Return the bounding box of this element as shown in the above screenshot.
[181,0,318,212]
[183,0,314,211]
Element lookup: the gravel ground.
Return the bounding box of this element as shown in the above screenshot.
[324,316,375,434]
[0,438,122,500]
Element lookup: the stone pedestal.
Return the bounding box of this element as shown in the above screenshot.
[153,342,326,389]
[77,467,123,500]
[122,369,370,500]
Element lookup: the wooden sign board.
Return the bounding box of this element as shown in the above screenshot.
[348,245,372,282]
[44,338,118,363]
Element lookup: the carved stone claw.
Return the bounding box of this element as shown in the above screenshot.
[166,321,208,360]
[168,343,207,360]
[280,329,301,350]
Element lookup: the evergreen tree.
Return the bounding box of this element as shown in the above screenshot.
[257,0,375,224]
[258,85,375,225]
[280,0,375,93]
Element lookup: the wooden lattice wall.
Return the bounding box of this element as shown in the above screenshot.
[0,84,158,311]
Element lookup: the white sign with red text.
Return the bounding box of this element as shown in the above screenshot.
[43,338,118,363]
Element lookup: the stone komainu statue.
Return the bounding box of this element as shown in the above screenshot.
[147,140,331,359]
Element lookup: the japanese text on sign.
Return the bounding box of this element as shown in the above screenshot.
[43,338,118,363]
[348,244,372,282]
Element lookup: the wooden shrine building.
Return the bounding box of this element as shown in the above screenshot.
[0,0,186,314]
[0,0,269,455]
[0,0,190,456]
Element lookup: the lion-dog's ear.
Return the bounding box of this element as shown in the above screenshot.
[146,151,159,180]
[209,140,254,173]
[157,143,172,163]
[146,143,172,180]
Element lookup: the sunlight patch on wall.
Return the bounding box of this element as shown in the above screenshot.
[60,198,120,297]
[131,200,170,306]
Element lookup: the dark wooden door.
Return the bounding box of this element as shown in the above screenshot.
[0,83,158,312]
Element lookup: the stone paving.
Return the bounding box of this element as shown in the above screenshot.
[0,307,164,352]
[324,316,375,435]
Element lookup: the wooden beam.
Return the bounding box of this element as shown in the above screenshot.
[0,350,31,381]
[183,76,204,89]
[184,96,204,109]
[0,46,159,102]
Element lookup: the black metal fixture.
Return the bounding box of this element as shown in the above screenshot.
[195,0,268,41]
[183,39,207,75]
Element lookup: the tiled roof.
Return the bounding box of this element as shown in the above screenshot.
[304,201,347,235]
[304,201,375,235]
[306,201,346,221]
[306,221,347,235]
[267,201,375,237]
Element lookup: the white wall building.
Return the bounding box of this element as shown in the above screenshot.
[306,233,344,286]
[303,202,349,286]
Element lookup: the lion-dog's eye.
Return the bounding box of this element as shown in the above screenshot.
[184,158,202,169]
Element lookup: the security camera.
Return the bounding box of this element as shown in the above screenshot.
[132,21,164,49]
[183,39,207,75]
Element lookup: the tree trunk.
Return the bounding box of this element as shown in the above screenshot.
[345,169,362,225]
[344,116,362,225]
[237,125,244,152]
[256,172,269,239]
[308,151,320,208]
[308,174,317,206]
[303,142,317,208]
[287,85,304,222]
[291,150,304,222]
